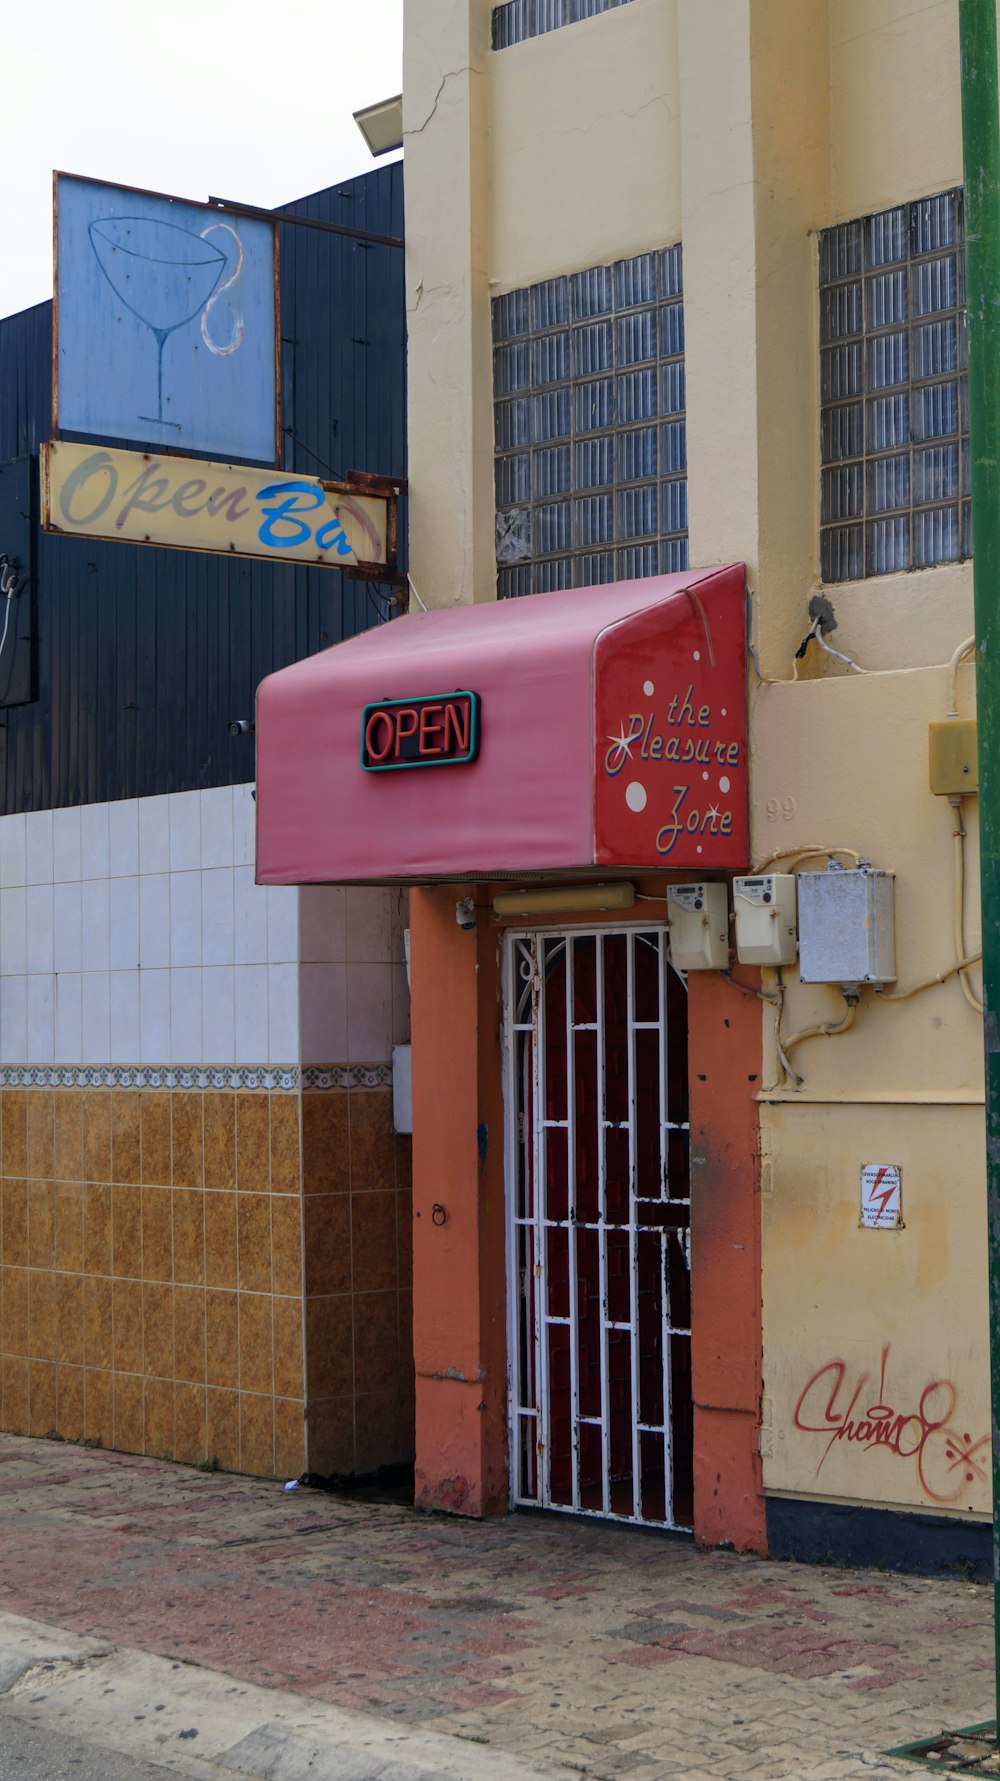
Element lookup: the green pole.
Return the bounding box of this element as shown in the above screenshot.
[960,0,1000,1732]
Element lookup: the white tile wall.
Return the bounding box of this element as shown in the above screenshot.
[0,786,409,1069]
[267,886,299,964]
[169,791,201,873]
[81,880,110,973]
[25,885,53,975]
[202,869,235,967]
[1,975,26,1064]
[345,962,394,1064]
[26,811,53,887]
[55,972,83,1063]
[54,883,82,974]
[234,865,268,965]
[109,970,140,1062]
[200,786,234,871]
[0,814,26,889]
[346,887,393,962]
[138,796,170,877]
[140,967,171,1062]
[52,807,81,883]
[233,784,256,868]
[80,803,110,880]
[109,878,139,971]
[202,965,236,1063]
[267,962,299,1063]
[82,972,111,1064]
[234,963,268,1065]
[300,962,348,1063]
[139,873,170,970]
[391,962,411,1047]
[299,886,346,962]
[1,888,27,977]
[170,871,202,968]
[27,973,54,1063]
[109,801,139,877]
[170,966,203,1059]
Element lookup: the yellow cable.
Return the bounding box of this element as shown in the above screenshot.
[751,846,861,873]
[946,634,976,717]
[951,797,984,1014]
[874,953,983,1003]
[762,968,797,1090]
[783,998,858,1057]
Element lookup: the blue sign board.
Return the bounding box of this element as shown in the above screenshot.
[54,174,279,465]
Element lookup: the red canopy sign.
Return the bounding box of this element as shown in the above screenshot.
[255,565,748,885]
[593,585,746,865]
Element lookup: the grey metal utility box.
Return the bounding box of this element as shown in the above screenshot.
[797,866,896,986]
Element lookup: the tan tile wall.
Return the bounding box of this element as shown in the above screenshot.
[0,1082,415,1482]
[0,1087,307,1479]
[301,1088,414,1475]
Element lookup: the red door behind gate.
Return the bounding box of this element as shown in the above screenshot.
[508,927,692,1529]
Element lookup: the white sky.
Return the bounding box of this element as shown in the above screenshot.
[2,0,404,321]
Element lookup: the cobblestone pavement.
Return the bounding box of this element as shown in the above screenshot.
[0,1433,992,1780]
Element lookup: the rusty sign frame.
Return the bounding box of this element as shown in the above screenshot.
[337,468,407,588]
[41,443,406,585]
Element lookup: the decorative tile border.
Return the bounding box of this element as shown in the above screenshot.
[303,1064,393,1090]
[0,1062,394,1092]
[0,1064,299,1092]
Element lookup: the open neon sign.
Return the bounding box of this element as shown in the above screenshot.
[361,692,480,771]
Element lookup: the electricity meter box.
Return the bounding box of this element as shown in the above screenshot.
[733,874,798,966]
[666,882,729,971]
[797,866,895,986]
[928,719,978,795]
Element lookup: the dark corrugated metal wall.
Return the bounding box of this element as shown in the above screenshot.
[0,164,405,814]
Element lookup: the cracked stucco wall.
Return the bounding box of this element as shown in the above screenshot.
[403,0,989,1528]
[403,0,495,610]
[815,0,972,680]
[403,0,681,612]
[488,0,681,291]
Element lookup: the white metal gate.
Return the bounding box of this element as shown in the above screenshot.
[504,926,692,1529]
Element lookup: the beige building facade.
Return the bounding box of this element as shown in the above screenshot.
[400,0,988,1564]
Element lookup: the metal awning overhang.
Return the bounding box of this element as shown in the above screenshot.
[255,564,749,886]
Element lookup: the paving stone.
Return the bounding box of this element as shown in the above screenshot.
[0,1432,992,1779]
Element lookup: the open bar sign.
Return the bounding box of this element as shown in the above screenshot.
[54,174,278,465]
[361,693,481,771]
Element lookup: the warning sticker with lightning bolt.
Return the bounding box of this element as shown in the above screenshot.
[860,1163,903,1229]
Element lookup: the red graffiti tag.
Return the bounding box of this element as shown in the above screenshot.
[791,1344,989,1506]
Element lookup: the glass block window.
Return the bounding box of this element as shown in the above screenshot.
[492,247,687,599]
[819,189,970,581]
[492,0,634,50]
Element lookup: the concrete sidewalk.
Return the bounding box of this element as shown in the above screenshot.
[0,1609,569,1779]
[0,1432,992,1780]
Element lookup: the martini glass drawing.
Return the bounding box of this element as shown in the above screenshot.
[88,216,228,429]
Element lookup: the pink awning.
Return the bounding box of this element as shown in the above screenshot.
[255,564,748,884]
